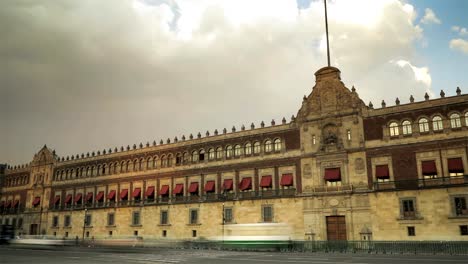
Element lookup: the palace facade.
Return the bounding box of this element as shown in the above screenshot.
[1,66,467,241]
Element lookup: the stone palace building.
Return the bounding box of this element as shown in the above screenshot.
[1,66,467,241]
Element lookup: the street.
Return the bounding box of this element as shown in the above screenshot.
[0,246,467,264]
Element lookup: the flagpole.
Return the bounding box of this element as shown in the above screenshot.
[324,0,331,67]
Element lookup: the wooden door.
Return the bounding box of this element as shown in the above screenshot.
[326,216,347,240]
[30,224,38,235]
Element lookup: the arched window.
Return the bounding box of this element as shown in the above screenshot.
[199,149,205,161]
[147,157,153,169]
[216,147,223,159]
[419,118,429,133]
[139,158,144,170]
[253,141,261,154]
[153,156,158,168]
[161,155,167,167]
[234,145,241,157]
[432,116,443,131]
[182,152,189,163]
[192,151,198,162]
[450,113,461,128]
[167,154,173,166]
[75,168,79,178]
[244,143,252,155]
[126,161,130,172]
[70,169,74,179]
[132,160,138,171]
[176,153,182,165]
[402,120,412,135]
[102,164,106,175]
[208,148,215,160]
[226,145,233,158]
[264,140,272,153]
[389,122,399,136]
[274,138,282,151]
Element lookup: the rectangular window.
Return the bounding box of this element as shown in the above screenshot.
[262,205,273,223]
[224,208,233,223]
[407,226,415,236]
[160,210,168,225]
[132,211,141,226]
[52,216,59,227]
[162,230,167,237]
[64,215,71,227]
[453,196,468,216]
[65,232,69,238]
[85,214,92,227]
[460,225,468,236]
[109,231,113,237]
[189,209,198,224]
[12,218,16,228]
[192,230,197,237]
[107,213,115,226]
[401,198,416,218]
[134,230,138,236]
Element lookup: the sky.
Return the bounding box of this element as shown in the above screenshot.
[1,0,467,166]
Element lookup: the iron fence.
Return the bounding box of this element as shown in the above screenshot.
[181,240,468,255]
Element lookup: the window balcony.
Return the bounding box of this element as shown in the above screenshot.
[374,175,468,191]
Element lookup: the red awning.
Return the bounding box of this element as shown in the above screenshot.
[188,182,199,193]
[375,165,390,179]
[96,191,104,201]
[64,194,72,204]
[324,168,341,181]
[280,173,293,186]
[132,188,141,198]
[145,186,155,197]
[173,184,184,195]
[53,195,61,205]
[260,175,272,188]
[85,192,93,202]
[107,190,116,200]
[448,158,464,173]
[120,189,128,199]
[422,160,437,175]
[239,177,252,191]
[12,200,19,208]
[159,185,169,196]
[32,197,41,206]
[204,180,215,192]
[5,200,11,208]
[74,193,82,203]
[223,179,233,191]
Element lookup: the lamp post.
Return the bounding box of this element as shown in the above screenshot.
[82,208,87,242]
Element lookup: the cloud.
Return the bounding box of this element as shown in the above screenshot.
[452,25,468,36]
[450,39,468,54]
[391,60,432,87]
[420,8,441,24]
[0,0,431,164]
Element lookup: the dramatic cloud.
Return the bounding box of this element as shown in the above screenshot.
[0,0,431,164]
[420,8,441,25]
[450,39,468,54]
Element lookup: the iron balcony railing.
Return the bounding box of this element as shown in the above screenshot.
[47,188,296,211]
[374,175,468,191]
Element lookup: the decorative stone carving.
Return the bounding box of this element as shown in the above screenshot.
[303,164,312,179]
[354,158,365,174]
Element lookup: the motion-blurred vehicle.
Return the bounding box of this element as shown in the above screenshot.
[0,225,15,244]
